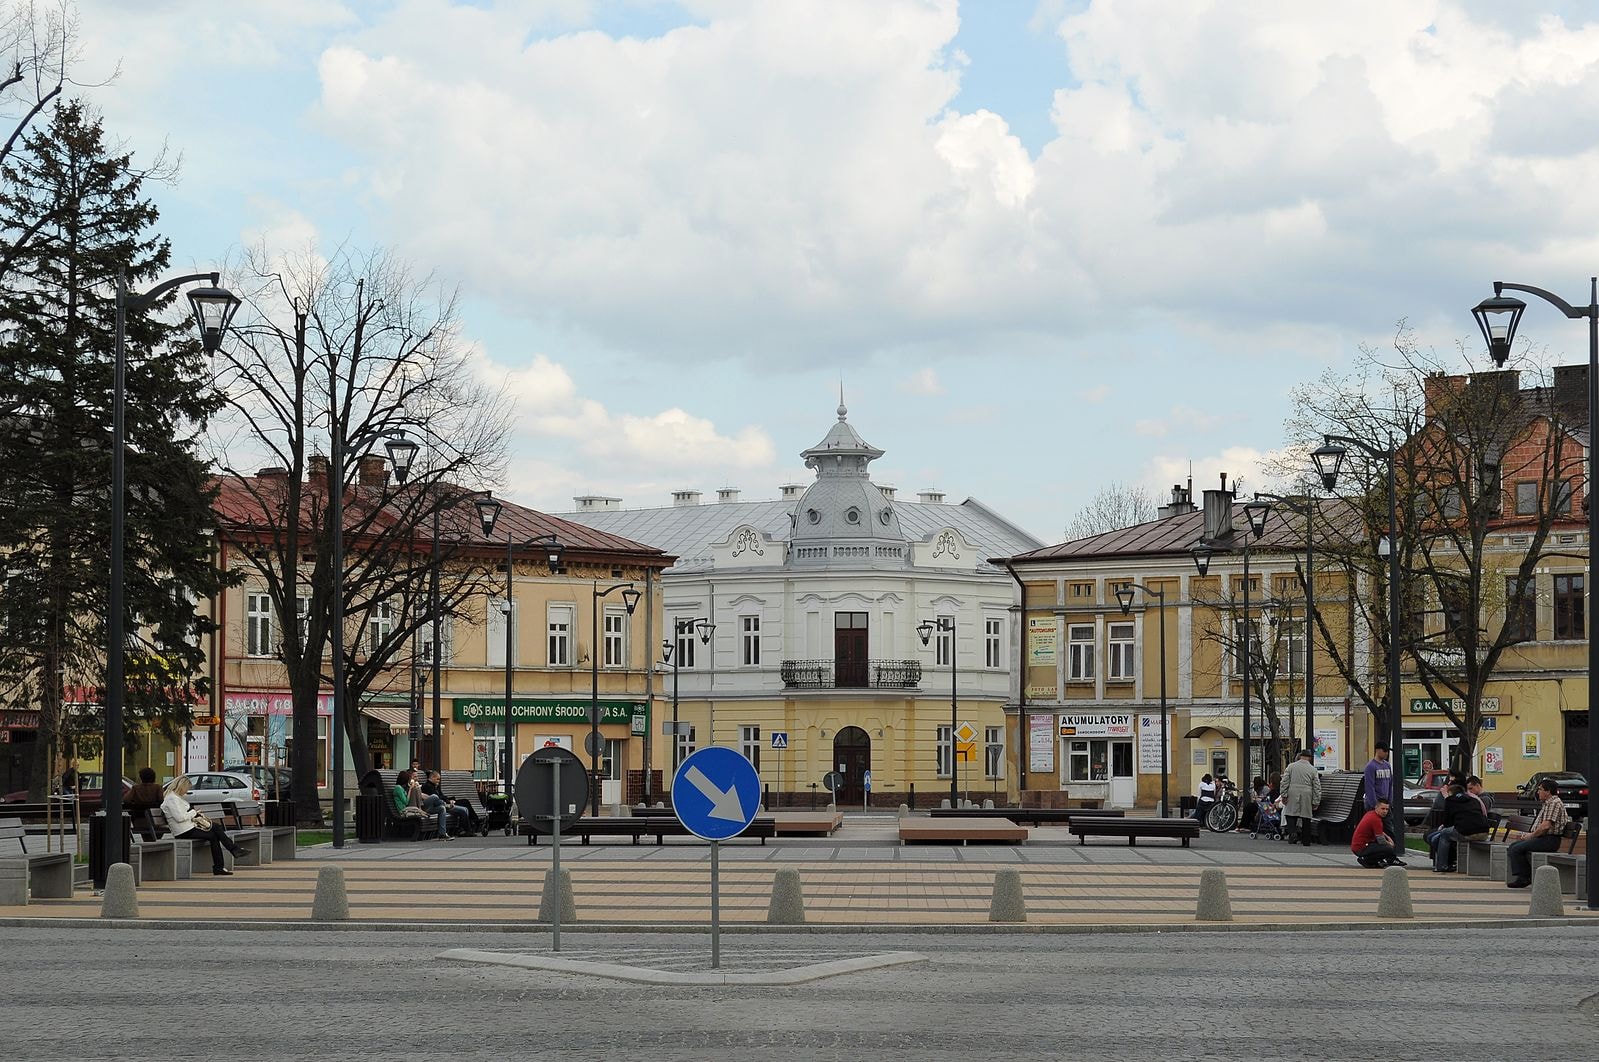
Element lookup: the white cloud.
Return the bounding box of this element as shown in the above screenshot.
[1133,406,1238,439]
[900,367,945,396]
[1080,385,1111,404]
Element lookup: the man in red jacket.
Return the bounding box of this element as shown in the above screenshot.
[1351,798,1407,869]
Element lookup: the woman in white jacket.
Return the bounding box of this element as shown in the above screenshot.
[162,776,243,876]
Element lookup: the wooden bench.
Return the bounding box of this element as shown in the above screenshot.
[1069,816,1201,847]
[225,800,297,861]
[523,816,777,846]
[928,807,1127,826]
[768,810,843,836]
[0,817,74,904]
[898,817,1029,845]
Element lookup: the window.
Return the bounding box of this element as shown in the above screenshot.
[547,604,573,667]
[246,593,274,657]
[1438,487,1462,519]
[1281,618,1306,676]
[486,597,515,667]
[673,620,698,670]
[1068,738,1110,782]
[601,737,624,781]
[1555,575,1585,640]
[673,724,698,770]
[1227,619,1258,676]
[1505,575,1536,641]
[936,724,953,778]
[740,725,761,772]
[419,616,453,665]
[1555,480,1574,514]
[984,726,1004,779]
[367,601,395,654]
[935,614,954,666]
[1068,624,1095,680]
[603,609,626,667]
[1440,583,1468,636]
[740,615,760,667]
[1107,622,1135,680]
[984,617,1003,669]
[1515,482,1538,515]
[1069,582,1094,600]
[472,722,504,780]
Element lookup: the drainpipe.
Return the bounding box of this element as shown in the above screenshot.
[1004,562,1027,795]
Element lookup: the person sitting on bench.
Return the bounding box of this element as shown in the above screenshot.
[419,771,473,837]
[124,767,166,841]
[1506,778,1569,889]
[393,769,451,840]
[162,776,244,876]
[1351,798,1406,869]
[1426,783,1492,873]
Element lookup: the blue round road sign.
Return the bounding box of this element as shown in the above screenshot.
[672,746,761,841]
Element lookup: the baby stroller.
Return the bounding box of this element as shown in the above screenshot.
[1251,796,1286,840]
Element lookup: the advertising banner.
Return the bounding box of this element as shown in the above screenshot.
[1027,617,1059,666]
[1312,727,1340,769]
[1028,713,1055,772]
[1138,714,1170,773]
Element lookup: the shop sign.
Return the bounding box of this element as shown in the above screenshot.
[1058,713,1133,738]
[1027,617,1058,666]
[1025,684,1059,700]
[0,711,40,729]
[453,698,645,726]
[1408,697,1501,715]
[1028,714,1055,772]
[224,691,333,716]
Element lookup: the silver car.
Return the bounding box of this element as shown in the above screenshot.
[165,771,259,805]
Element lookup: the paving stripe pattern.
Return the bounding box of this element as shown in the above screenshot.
[4,859,1589,925]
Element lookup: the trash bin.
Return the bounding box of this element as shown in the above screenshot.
[265,800,296,828]
[89,811,133,890]
[355,792,384,844]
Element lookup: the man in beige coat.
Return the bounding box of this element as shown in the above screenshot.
[1280,748,1322,846]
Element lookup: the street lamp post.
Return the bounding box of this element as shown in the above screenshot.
[917,616,958,806]
[590,580,642,815]
[1191,501,1268,793]
[105,273,239,872]
[1472,278,1599,910]
[1115,582,1169,814]
[473,497,563,814]
[1311,434,1405,854]
[1255,491,1319,758]
[662,618,713,777]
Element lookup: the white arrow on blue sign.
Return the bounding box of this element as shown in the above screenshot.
[770,731,788,750]
[672,746,762,841]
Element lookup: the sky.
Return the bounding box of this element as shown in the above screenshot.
[60,0,1599,542]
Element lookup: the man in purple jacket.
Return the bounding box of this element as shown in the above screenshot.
[1363,743,1393,811]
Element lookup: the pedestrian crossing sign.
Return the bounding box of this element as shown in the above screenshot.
[771,731,789,750]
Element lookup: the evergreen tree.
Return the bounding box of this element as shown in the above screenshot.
[0,99,227,796]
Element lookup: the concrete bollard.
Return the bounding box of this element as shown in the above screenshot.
[939,799,951,810]
[100,862,139,919]
[1195,867,1232,921]
[989,869,1027,923]
[897,803,909,816]
[982,799,996,810]
[767,868,806,924]
[1377,865,1414,919]
[311,864,349,921]
[1528,865,1565,918]
[538,868,577,924]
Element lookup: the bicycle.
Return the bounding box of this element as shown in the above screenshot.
[1205,777,1242,833]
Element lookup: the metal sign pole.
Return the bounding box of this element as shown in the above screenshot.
[551,757,562,953]
[710,838,721,969]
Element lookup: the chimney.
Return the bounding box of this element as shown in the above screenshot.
[1202,472,1235,541]
[716,487,741,504]
[256,466,289,480]
[878,484,897,500]
[1157,483,1196,519]
[672,489,702,507]
[918,489,945,504]
[358,455,389,488]
[574,495,622,511]
[308,454,329,482]
[1554,364,1589,415]
[779,483,804,499]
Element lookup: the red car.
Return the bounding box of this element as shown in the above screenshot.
[1,772,134,804]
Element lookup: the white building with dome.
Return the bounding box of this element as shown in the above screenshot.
[559,402,1042,807]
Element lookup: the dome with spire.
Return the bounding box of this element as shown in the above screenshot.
[789,400,906,566]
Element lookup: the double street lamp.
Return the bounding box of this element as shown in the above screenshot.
[473,497,564,810]
[1253,491,1320,759]
[1191,499,1268,790]
[104,273,239,872]
[662,618,714,774]
[1472,278,1599,910]
[916,616,958,806]
[1115,582,1169,814]
[1310,435,1405,853]
[590,580,642,815]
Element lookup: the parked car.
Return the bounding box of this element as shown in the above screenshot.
[1401,783,1434,826]
[164,771,260,805]
[1517,771,1589,817]
[223,764,292,801]
[2,772,133,804]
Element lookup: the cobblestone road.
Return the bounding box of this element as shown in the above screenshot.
[5,924,1596,1061]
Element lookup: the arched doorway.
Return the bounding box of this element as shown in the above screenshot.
[832,726,871,805]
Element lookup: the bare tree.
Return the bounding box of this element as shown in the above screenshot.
[0,1,79,280]
[1064,481,1158,540]
[1280,326,1583,774]
[211,244,514,824]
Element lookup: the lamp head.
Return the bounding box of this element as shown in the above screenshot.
[1115,585,1135,614]
[1311,440,1346,491]
[661,639,674,663]
[698,620,715,644]
[1243,500,1269,540]
[385,431,420,485]
[474,497,501,537]
[543,538,565,573]
[185,282,241,354]
[620,586,642,615]
[916,619,934,645]
[1471,291,1525,367]
[1190,543,1212,577]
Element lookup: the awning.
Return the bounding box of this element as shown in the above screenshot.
[1183,725,1240,739]
[360,706,437,733]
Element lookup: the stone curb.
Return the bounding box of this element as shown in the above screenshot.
[4,915,1597,935]
[438,947,927,985]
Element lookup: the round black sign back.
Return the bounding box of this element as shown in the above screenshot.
[515,746,589,835]
[822,771,843,792]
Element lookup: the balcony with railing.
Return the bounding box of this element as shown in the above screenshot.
[780,659,923,690]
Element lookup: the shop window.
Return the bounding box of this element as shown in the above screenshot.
[472,722,503,780]
[1068,738,1110,782]
[601,737,623,781]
